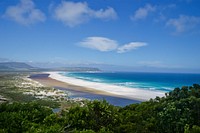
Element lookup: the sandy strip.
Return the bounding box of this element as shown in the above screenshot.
[47,72,165,101]
[30,74,119,97]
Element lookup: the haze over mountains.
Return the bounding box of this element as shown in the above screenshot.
[0,57,199,73]
[0,61,100,72]
[0,62,34,71]
[0,61,199,73]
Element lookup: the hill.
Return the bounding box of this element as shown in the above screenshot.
[0,62,34,71]
[1,84,200,132]
[48,67,100,72]
[0,62,100,72]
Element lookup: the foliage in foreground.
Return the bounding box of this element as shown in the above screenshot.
[1,84,200,133]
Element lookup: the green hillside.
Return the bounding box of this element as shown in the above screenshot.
[1,84,200,133]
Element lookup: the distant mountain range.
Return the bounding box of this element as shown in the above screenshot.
[0,62,100,72]
[1,61,199,73]
[0,62,34,71]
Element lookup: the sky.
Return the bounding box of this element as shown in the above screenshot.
[0,0,200,72]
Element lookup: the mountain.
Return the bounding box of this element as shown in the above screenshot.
[0,58,13,62]
[48,67,100,72]
[0,62,100,72]
[0,62,35,71]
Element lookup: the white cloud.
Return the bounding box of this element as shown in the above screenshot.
[79,37,147,53]
[131,4,156,21]
[54,1,117,27]
[166,15,200,34]
[4,0,46,25]
[79,37,118,52]
[91,7,117,20]
[117,42,147,53]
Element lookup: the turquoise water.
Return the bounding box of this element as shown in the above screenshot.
[61,72,200,92]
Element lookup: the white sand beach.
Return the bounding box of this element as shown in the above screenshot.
[47,72,165,101]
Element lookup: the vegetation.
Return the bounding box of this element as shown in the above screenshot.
[0,102,63,133]
[0,72,65,108]
[1,84,200,132]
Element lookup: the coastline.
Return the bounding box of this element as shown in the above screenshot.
[44,72,165,101]
[30,73,141,106]
[30,73,118,97]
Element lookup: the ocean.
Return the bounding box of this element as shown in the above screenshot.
[62,72,200,92]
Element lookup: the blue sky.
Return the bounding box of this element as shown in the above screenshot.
[0,0,200,72]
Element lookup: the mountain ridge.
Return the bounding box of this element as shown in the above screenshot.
[0,62,100,72]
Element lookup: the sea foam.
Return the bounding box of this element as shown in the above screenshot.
[47,72,165,101]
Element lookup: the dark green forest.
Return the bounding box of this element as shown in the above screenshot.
[1,84,200,133]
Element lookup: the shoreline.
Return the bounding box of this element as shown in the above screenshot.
[29,73,142,106]
[30,74,119,97]
[45,72,165,101]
